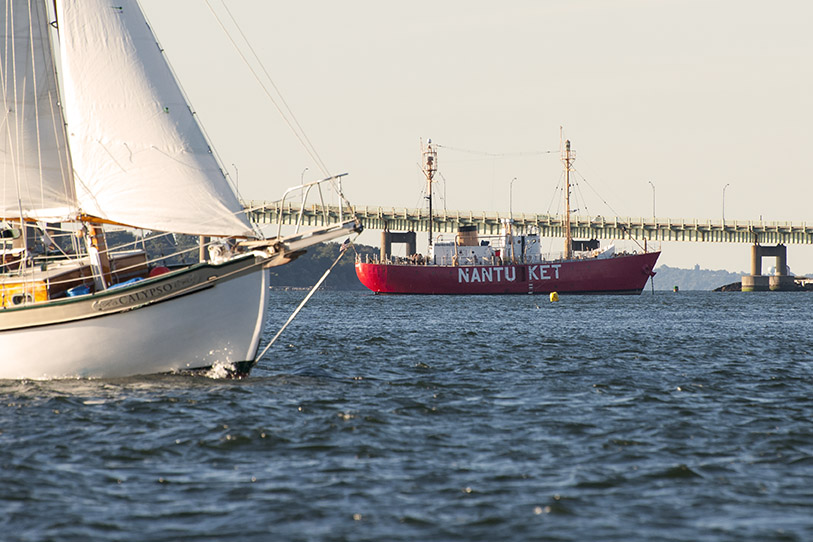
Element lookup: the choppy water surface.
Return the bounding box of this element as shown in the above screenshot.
[1,291,812,541]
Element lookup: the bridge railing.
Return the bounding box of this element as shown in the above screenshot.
[244,202,813,244]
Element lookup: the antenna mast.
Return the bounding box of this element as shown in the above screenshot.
[562,139,574,260]
[422,139,438,247]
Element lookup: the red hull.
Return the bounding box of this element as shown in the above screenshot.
[356,252,660,295]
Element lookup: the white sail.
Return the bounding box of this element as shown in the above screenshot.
[0,0,76,221]
[56,0,253,237]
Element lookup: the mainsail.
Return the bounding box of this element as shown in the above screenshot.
[56,0,253,237]
[0,0,76,221]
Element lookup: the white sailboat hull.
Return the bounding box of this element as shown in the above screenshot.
[0,257,269,380]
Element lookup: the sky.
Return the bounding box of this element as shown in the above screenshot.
[139,0,813,274]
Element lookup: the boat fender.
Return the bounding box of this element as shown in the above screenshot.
[149,266,171,277]
[108,277,144,290]
[549,291,559,302]
[67,285,91,297]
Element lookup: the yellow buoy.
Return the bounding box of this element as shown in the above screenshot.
[549,291,559,302]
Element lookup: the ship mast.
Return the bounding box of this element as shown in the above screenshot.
[422,139,438,247]
[562,139,574,260]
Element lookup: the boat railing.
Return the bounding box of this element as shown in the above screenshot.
[358,253,559,266]
[247,174,350,240]
[358,246,654,266]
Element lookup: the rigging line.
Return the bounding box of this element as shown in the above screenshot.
[216,0,332,179]
[572,177,590,217]
[254,236,356,363]
[26,0,47,216]
[413,162,426,208]
[0,33,9,216]
[414,161,447,212]
[545,172,564,215]
[206,4,353,214]
[571,166,622,218]
[43,2,72,208]
[35,222,71,258]
[435,144,556,158]
[46,1,79,216]
[8,0,32,277]
[28,4,59,219]
[437,170,448,212]
[203,1,332,180]
[568,167,646,249]
[46,88,72,204]
[137,4,242,212]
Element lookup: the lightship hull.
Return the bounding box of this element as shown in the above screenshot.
[356,251,660,295]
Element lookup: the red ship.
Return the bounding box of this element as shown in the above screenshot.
[355,139,659,295]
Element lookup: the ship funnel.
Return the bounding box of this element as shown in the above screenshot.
[456,225,479,246]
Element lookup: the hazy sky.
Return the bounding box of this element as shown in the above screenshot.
[139,0,813,273]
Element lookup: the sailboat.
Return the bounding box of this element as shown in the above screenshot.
[0,0,360,379]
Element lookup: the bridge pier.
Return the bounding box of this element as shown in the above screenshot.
[381,231,416,261]
[742,243,795,291]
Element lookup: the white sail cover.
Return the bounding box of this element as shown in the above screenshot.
[0,0,77,221]
[56,0,253,237]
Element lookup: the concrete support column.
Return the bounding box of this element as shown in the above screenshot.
[742,275,769,292]
[750,244,788,275]
[770,275,796,291]
[744,244,793,291]
[381,230,417,261]
[381,230,391,261]
[776,248,787,276]
[750,244,761,276]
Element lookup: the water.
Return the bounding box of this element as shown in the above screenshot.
[1,291,811,541]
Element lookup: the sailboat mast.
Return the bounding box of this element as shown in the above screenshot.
[563,139,574,260]
[423,139,437,247]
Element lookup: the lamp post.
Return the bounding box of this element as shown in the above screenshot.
[300,167,309,206]
[292,167,307,226]
[648,180,655,221]
[722,183,730,225]
[509,177,517,220]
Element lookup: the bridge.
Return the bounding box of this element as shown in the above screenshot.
[246,201,813,245]
[247,201,813,291]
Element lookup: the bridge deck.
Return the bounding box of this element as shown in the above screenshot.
[246,202,813,245]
